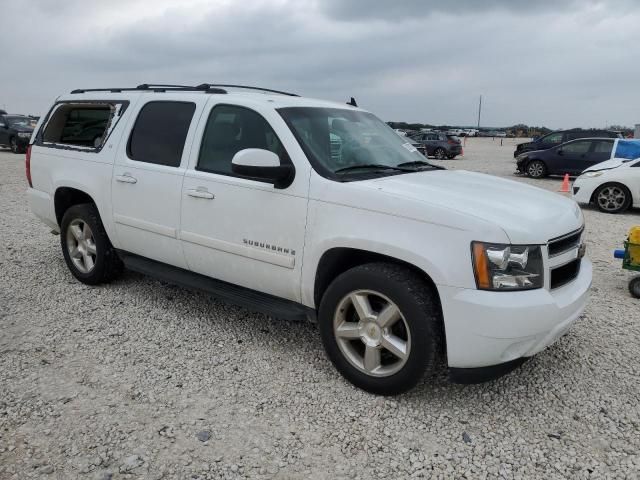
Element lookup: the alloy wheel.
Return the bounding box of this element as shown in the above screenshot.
[528,162,544,178]
[10,138,17,153]
[66,219,97,273]
[596,186,626,212]
[333,290,411,377]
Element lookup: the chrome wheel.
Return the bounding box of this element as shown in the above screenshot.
[527,161,545,178]
[66,219,97,273]
[435,148,445,160]
[333,290,410,377]
[596,185,627,212]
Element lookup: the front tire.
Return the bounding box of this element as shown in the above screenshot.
[60,203,123,285]
[434,148,446,160]
[526,160,547,178]
[318,263,442,395]
[594,183,631,214]
[10,137,20,154]
[629,277,640,299]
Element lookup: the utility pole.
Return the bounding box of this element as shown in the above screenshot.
[477,95,482,129]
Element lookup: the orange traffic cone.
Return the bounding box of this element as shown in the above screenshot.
[559,174,570,193]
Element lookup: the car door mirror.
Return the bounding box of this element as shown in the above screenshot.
[231,148,294,189]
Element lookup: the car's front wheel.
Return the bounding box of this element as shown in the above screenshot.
[434,148,446,160]
[319,263,441,395]
[60,203,123,285]
[594,183,632,214]
[9,137,20,154]
[526,160,547,178]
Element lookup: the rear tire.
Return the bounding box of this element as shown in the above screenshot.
[60,203,123,285]
[318,263,442,395]
[446,153,457,159]
[594,183,631,214]
[526,160,547,178]
[629,277,640,299]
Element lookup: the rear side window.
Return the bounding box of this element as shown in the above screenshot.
[197,104,287,176]
[40,102,126,150]
[127,101,195,167]
[593,140,614,153]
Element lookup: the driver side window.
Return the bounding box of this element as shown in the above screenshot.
[542,132,562,144]
[197,104,288,176]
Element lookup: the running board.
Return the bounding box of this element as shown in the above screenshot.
[118,251,314,322]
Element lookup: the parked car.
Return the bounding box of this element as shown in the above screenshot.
[410,131,462,159]
[0,114,34,153]
[0,109,7,115]
[516,138,616,178]
[573,141,640,213]
[514,129,621,158]
[27,83,590,395]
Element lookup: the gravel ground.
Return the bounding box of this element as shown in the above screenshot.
[1,139,639,480]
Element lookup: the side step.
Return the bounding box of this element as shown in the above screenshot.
[119,251,314,322]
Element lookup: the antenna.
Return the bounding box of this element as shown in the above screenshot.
[347,97,358,107]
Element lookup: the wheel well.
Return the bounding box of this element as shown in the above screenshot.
[314,248,445,352]
[590,182,633,204]
[54,187,95,226]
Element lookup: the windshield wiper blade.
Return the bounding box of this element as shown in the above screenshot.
[396,160,444,170]
[334,164,413,174]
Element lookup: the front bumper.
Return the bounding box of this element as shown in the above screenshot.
[572,177,598,205]
[439,257,592,370]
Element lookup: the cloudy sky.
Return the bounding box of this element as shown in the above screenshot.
[2,0,638,128]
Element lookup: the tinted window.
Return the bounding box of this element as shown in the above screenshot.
[593,140,614,153]
[541,132,562,144]
[562,140,591,154]
[198,104,286,176]
[42,103,120,149]
[128,101,195,167]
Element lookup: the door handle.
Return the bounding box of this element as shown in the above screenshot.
[115,174,137,184]
[187,188,214,200]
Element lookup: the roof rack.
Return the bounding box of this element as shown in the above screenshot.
[69,83,298,96]
[198,84,299,97]
[70,84,227,94]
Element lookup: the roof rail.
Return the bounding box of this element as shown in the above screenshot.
[70,84,228,94]
[70,83,296,96]
[198,84,299,97]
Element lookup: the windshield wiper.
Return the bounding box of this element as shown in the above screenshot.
[334,164,414,174]
[397,160,444,170]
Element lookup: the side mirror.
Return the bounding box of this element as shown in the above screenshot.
[231,148,294,189]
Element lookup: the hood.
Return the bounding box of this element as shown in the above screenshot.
[362,170,583,244]
[516,141,534,150]
[583,157,631,173]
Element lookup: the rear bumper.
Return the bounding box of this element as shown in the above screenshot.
[439,258,592,370]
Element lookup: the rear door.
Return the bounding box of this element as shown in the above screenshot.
[557,140,593,175]
[111,99,202,269]
[588,139,615,168]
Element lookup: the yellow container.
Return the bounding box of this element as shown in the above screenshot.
[629,226,640,264]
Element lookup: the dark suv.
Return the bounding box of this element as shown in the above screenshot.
[0,114,34,153]
[410,132,462,159]
[514,129,620,158]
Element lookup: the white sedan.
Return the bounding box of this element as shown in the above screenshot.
[573,157,640,213]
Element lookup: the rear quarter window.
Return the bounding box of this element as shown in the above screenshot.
[38,101,128,151]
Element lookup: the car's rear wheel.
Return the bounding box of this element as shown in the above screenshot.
[318,263,441,395]
[594,183,631,214]
[629,277,640,299]
[526,160,547,178]
[447,153,457,159]
[60,203,123,285]
[434,148,446,160]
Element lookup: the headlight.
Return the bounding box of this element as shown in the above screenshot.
[516,154,528,161]
[472,242,544,291]
[17,132,31,138]
[581,171,603,178]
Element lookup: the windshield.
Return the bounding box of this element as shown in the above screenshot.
[5,116,31,127]
[278,107,434,178]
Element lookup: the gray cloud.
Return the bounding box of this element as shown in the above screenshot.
[1,0,638,128]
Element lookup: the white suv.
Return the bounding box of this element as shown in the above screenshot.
[27,84,591,394]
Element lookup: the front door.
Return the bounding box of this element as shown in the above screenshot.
[556,139,593,175]
[179,102,308,302]
[111,100,201,269]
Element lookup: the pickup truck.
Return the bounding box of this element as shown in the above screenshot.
[27,83,591,395]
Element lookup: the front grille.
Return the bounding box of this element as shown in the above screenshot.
[550,259,581,289]
[548,228,583,257]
